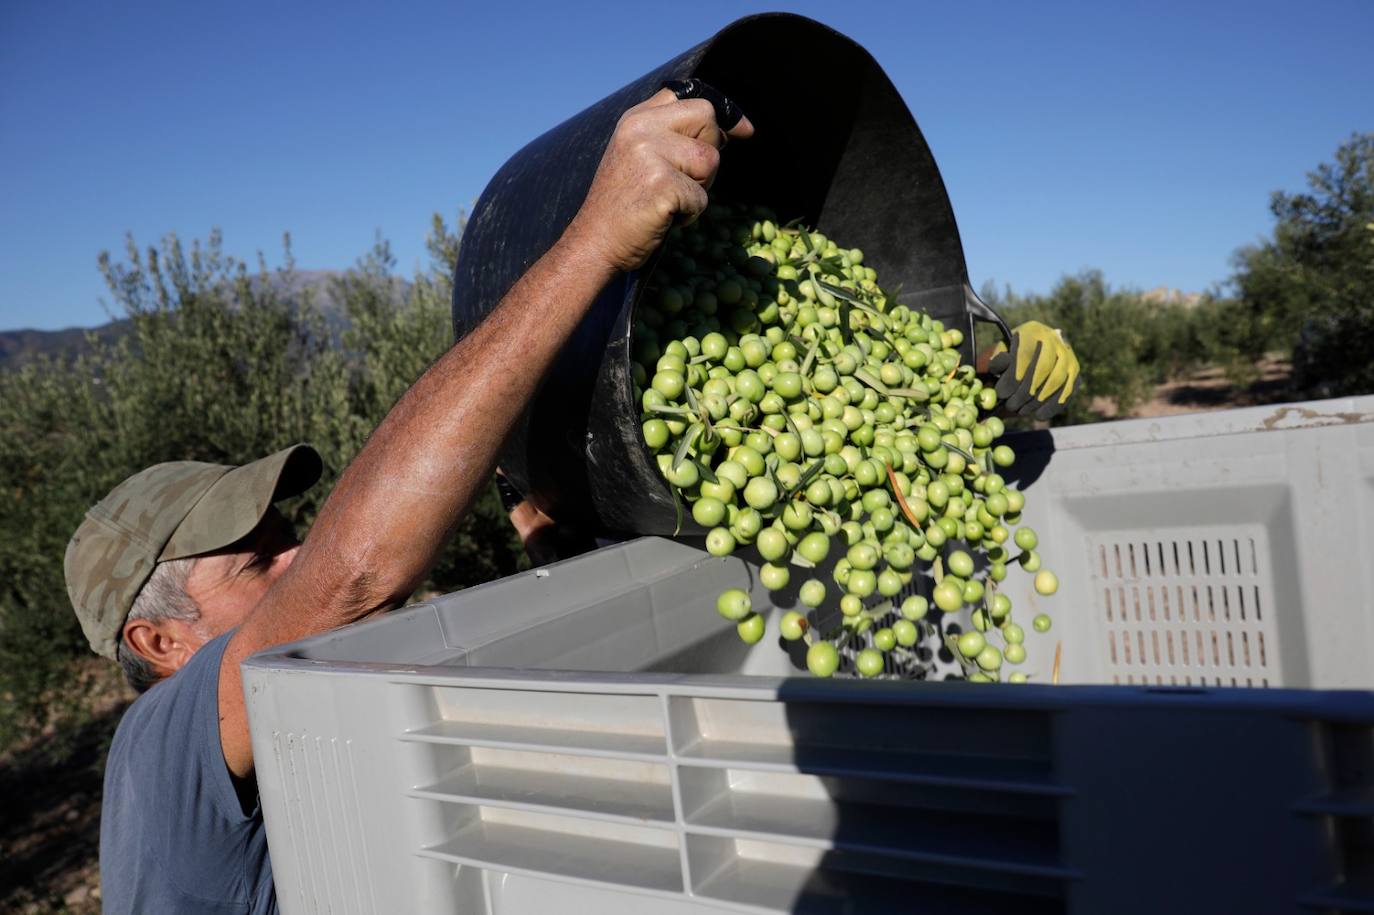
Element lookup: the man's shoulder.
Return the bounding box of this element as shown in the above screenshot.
[101,630,275,913]
[110,631,233,748]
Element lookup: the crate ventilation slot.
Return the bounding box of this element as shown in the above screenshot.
[1088,532,1280,687]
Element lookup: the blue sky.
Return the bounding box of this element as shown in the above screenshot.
[1,0,1370,331]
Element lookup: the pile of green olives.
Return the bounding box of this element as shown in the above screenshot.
[637,203,1058,681]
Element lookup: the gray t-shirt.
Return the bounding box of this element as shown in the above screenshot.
[101,631,276,913]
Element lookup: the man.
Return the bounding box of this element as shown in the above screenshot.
[64,88,754,913]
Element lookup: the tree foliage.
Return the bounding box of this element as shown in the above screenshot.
[0,217,523,748]
[1231,132,1374,395]
[983,272,1229,425]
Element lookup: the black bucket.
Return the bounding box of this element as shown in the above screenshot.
[453,12,985,538]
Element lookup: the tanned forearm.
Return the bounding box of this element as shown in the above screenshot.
[219,88,754,777]
[278,230,616,627]
[217,232,614,775]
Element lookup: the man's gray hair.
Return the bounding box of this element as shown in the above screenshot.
[117,556,201,693]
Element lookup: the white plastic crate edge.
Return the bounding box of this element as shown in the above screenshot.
[242,394,1374,915]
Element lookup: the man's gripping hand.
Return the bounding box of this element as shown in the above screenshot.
[567,89,754,274]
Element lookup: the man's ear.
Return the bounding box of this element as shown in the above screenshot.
[122,617,197,677]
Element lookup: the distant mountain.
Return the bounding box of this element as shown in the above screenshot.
[0,270,412,371]
[0,320,129,370]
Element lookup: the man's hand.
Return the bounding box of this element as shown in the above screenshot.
[568,89,754,274]
[986,321,1080,419]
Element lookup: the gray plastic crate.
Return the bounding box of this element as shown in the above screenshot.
[244,396,1374,914]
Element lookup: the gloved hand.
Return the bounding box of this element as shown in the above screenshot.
[986,321,1080,419]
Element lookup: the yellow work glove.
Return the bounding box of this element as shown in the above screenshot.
[986,321,1079,419]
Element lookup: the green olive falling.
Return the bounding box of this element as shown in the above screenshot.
[634,202,1058,681]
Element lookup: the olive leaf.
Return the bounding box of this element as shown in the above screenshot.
[942,440,977,464]
[816,256,847,276]
[795,457,827,493]
[671,484,685,537]
[853,369,889,395]
[816,278,883,317]
[672,422,702,471]
[852,331,872,359]
[765,456,786,498]
[799,334,822,377]
[886,463,925,530]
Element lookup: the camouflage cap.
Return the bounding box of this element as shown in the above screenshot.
[64,444,323,660]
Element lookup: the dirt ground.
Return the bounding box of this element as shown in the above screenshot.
[1093,355,1293,420]
[0,359,1297,914]
[0,659,133,914]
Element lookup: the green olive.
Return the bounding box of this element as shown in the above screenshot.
[731,507,763,543]
[773,432,801,462]
[807,641,840,677]
[699,472,736,500]
[876,568,903,597]
[957,630,986,658]
[743,477,779,511]
[856,648,885,677]
[735,370,766,403]
[846,542,878,571]
[799,579,826,608]
[757,528,790,562]
[797,531,831,563]
[946,549,974,578]
[760,562,790,590]
[652,369,685,400]
[642,419,670,451]
[663,459,699,488]
[901,595,929,621]
[716,588,751,621]
[691,496,726,528]
[773,372,803,400]
[975,645,1003,671]
[736,612,765,644]
[779,610,808,641]
[846,569,877,597]
[1034,569,1059,595]
[933,581,963,612]
[893,619,919,647]
[714,460,747,490]
[706,527,736,556]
